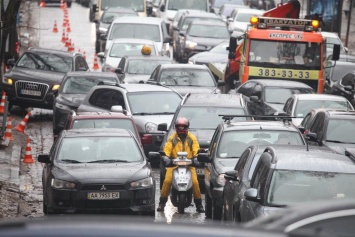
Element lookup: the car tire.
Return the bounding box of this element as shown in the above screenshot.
[212,198,222,220]
[205,193,212,218]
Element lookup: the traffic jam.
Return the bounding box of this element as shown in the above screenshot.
[1,0,355,234]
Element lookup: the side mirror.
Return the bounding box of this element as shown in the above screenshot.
[160,4,165,12]
[217,80,225,86]
[157,123,168,132]
[306,132,318,142]
[115,68,123,74]
[93,19,99,24]
[100,34,107,41]
[163,36,172,43]
[97,52,105,59]
[197,153,212,163]
[92,4,98,12]
[227,17,233,22]
[250,95,260,103]
[110,105,123,113]
[332,44,340,61]
[224,170,239,181]
[148,151,161,161]
[344,85,354,92]
[229,36,237,53]
[244,188,259,202]
[38,154,50,163]
[297,126,306,134]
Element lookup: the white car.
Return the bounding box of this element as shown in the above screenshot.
[227,8,264,35]
[283,94,354,126]
[104,16,172,59]
[321,31,348,57]
[98,38,160,72]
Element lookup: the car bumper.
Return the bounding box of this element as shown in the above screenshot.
[47,185,155,214]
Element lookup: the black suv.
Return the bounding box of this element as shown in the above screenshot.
[1,48,88,110]
[155,93,248,191]
[198,118,306,220]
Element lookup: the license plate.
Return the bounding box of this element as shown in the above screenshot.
[87,192,120,200]
[196,168,204,175]
[21,89,41,96]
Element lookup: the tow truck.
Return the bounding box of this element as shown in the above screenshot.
[209,0,340,94]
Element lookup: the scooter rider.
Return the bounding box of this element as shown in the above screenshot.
[157,117,205,213]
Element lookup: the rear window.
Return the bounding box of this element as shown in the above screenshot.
[110,23,161,42]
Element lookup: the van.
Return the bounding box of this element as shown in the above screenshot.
[89,0,147,22]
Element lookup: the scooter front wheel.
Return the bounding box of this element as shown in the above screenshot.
[178,193,186,214]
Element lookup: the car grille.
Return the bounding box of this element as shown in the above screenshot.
[77,200,131,209]
[15,80,49,100]
[81,184,125,191]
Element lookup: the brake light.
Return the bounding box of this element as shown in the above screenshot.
[141,134,153,144]
[15,42,20,54]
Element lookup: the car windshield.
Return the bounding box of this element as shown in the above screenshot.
[189,24,230,38]
[128,92,181,114]
[326,64,355,82]
[110,24,161,42]
[110,43,157,58]
[101,0,145,12]
[249,40,322,70]
[177,106,246,129]
[264,87,314,104]
[213,0,243,8]
[268,170,355,206]
[62,77,116,94]
[127,59,170,74]
[101,12,137,24]
[72,119,139,139]
[17,52,72,73]
[159,69,216,87]
[294,100,351,117]
[326,118,355,144]
[57,136,143,163]
[236,12,261,22]
[182,17,222,31]
[168,0,207,11]
[217,131,304,158]
[210,41,229,53]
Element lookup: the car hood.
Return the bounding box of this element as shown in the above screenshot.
[327,144,355,155]
[170,86,219,96]
[56,94,86,108]
[215,158,240,174]
[124,74,151,83]
[8,67,65,84]
[190,52,228,64]
[54,162,150,183]
[188,36,227,50]
[133,114,174,133]
[188,129,215,148]
[104,57,122,68]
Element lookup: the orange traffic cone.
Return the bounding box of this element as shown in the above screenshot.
[65,38,71,47]
[3,117,14,141]
[15,111,31,133]
[61,30,66,42]
[60,0,64,9]
[23,138,34,164]
[0,91,6,114]
[92,53,99,70]
[67,22,71,33]
[68,42,74,52]
[52,20,59,33]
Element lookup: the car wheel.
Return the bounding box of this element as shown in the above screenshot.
[212,198,222,220]
[205,193,212,218]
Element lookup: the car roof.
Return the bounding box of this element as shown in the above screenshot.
[321,31,341,38]
[112,38,157,44]
[61,128,133,137]
[234,8,265,14]
[247,79,313,88]
[326,110,355,118]
[293,94,349,101]
[112,16,163,24]
[105,83,180,93]
[159,64,209,70]
[223,120,300,132]
[71,111,130,119]
[64,71,119,78]
[183,11,222,18]
[189,20,228,26]
[105,7,137,13]
[28,47,81,57]
[182,93,244,107]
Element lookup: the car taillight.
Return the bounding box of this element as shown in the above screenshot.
[141,134,153,144]
[15,42,20,54]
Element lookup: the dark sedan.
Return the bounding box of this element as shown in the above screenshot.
[146,64,225,96]
[53,72,121,136]
[1,48,89,110]
[188,40,229,66]
[39,128,155,215]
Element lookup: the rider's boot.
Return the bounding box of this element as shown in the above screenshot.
[157,197,167,212]
[194,199,205,213]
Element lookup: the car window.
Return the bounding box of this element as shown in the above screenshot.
[213,0,243,8]
[74,56,88,71]
[235,148,251,174]
[101,12,138,24]
[89,89,126,110]
[188,24,229,38]
[182,17,222,31]
[100,0,145,12]
[326,118,355,143]
[62,76,117,94]
[209,126,222,156]
[17,52,72,73]
[237,81,256,97]
[295,100,350,117]
[110,23,161,42]
[167,0,208,11]
[110,43,157,57]
[341,73,355,87]
[127,59,171,74]
[57,136,143,163]
[159,69,216,86]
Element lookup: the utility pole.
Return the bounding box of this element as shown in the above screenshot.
[345,0,354,47]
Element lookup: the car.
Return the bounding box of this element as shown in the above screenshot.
[324,60,355,89]
[38,128,155,215]
[98,38,160,72]
[115,55,173,83]
[52,71,121,136]
[77,83,182,156]
[325,70,355,108]
[245,0,275,10]
[198,119,306,220]
[236,145,355,222]
[209,0,245,14]
[321,31,348,57]
[188,40,229,66]
[155,93,249,190]
[227,8,264,35]
[39,0,72,7]
[172,11,224,61]
[146,64,225,96]
[282,94,354,126]
[102,16,172,58]
[94,7,138,53]
[169,9,190,39]
[219,3,249,21]
[235,79,315,118]
[304,110,355,156]
[243,199,355,236]
[63,111,142,145]
[178,20,230,63]
[1,48,89,110]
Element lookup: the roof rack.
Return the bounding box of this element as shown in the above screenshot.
[219,114,298,123]
[97,81,122,87]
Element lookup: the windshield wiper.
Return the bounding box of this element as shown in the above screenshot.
[88,159,128,163]
[268,203,287,207]
[61,159,82,163]
[133,112,154,115]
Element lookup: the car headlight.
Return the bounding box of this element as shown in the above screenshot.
[2,77,13,85]
[99,27,108,33]
[130,177,153,189]
[51,178,76,190]
[185,40,197,49]
[52,84,60,91]
[217,173,226,186]
[145,122,158,133]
